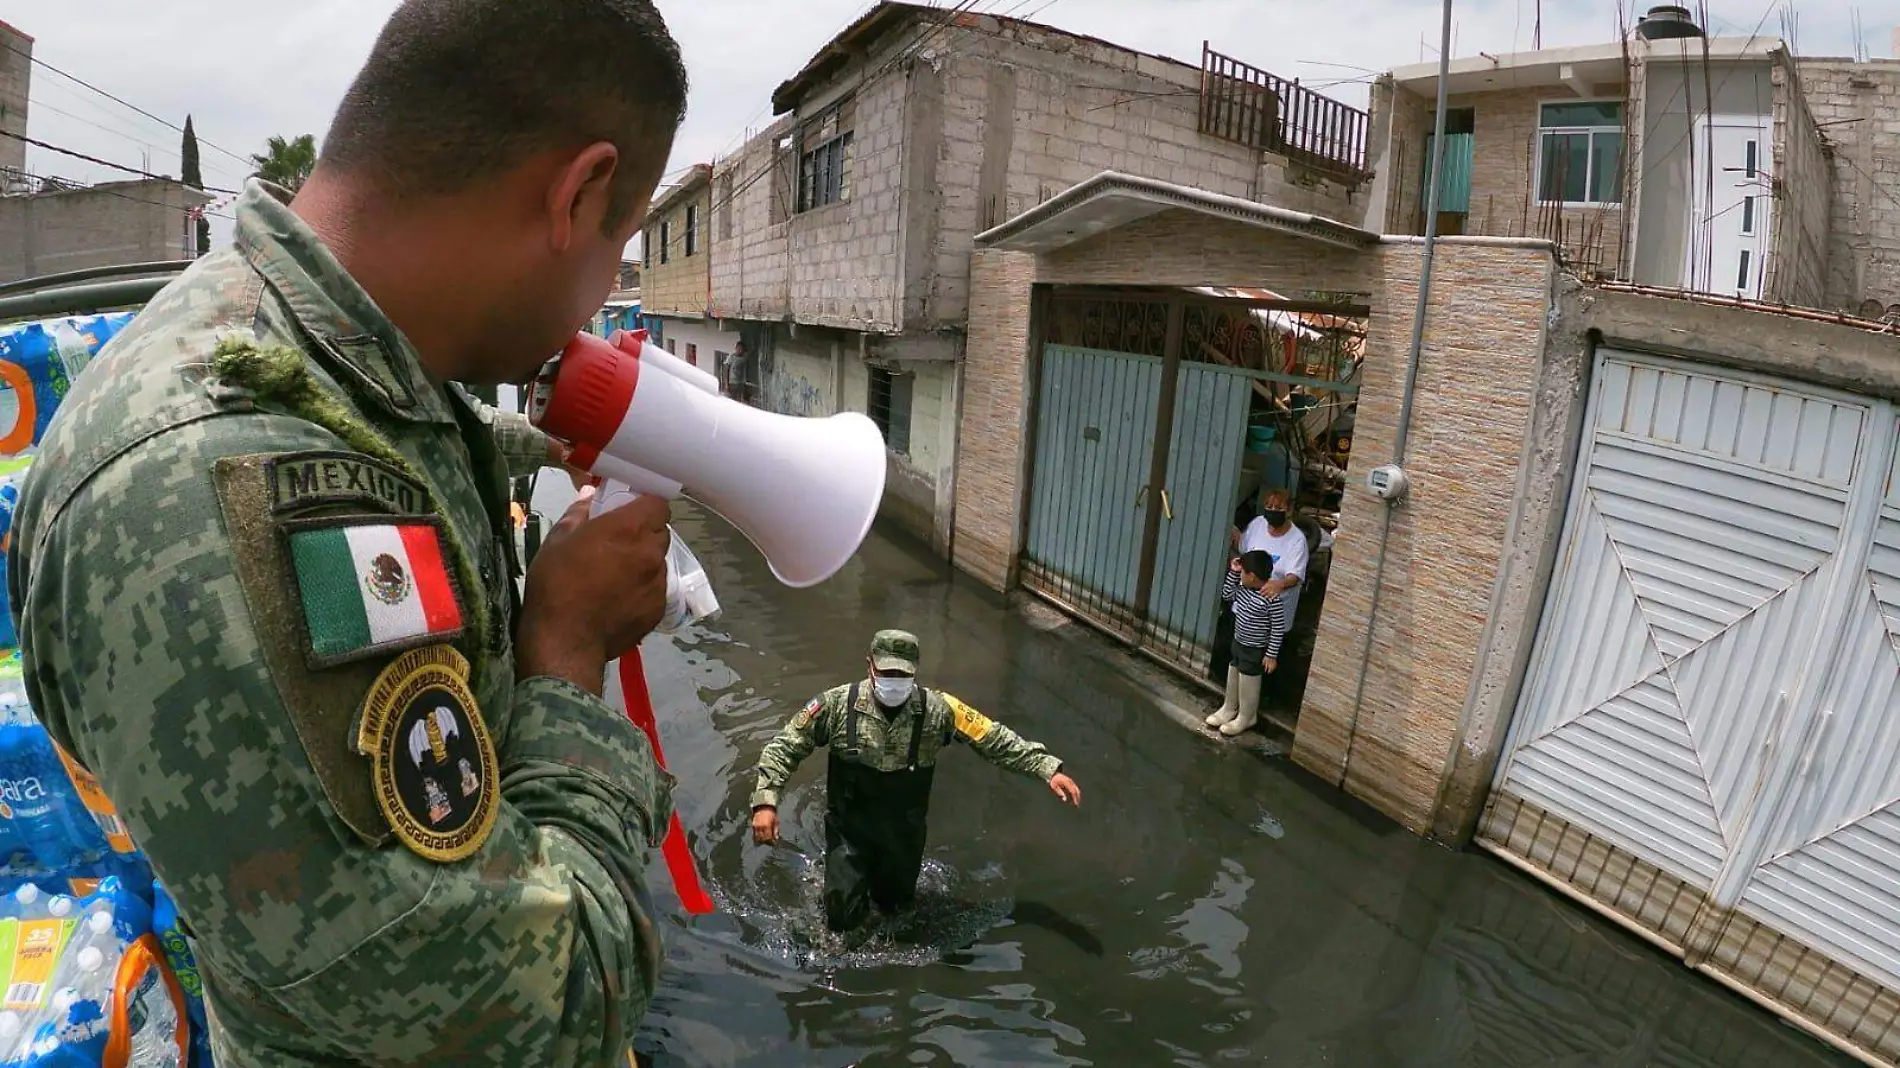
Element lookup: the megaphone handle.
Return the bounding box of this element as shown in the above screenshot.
[614,648,716,915]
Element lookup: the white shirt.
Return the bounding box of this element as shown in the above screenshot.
[1240,518,1309,629]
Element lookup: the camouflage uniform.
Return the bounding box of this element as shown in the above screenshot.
[9,180,672,1066]
[751,631,1061,931]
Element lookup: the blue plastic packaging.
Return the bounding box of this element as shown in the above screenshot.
[0,313,134,460]
[0,696,107,876]
[0,480,21,650]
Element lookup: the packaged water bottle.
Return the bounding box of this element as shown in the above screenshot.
[0,877,185,1068]
[0,900,76,1059]
[0,478,22,650]
[0,692,108,875]
[148,885,206,1068]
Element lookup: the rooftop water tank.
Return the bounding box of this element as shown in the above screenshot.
[1636,5,1704,39]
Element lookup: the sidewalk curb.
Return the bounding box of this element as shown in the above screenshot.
[1012,596,1291,758]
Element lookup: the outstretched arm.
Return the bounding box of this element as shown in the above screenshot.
[942,694,1081,805]
[750,697,828,811]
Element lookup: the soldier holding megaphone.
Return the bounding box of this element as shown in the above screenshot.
[8,1,698,1064]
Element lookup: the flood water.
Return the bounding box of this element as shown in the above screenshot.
[625,502,1859,1068]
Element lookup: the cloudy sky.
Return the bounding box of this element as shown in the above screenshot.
[9,0,1896,250]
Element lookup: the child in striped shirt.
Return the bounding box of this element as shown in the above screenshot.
[1206,549,1285,737]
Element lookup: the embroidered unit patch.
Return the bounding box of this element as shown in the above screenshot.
[356,645,497,863]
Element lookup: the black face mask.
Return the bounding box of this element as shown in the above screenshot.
[1263,509,1289,527]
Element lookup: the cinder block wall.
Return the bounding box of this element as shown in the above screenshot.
[1766,54,1833,310]
[1295,240,1559,834]
[1798,58,1900,314]
[0,26,26,176]
[709,116,795,324]
[642,185,711,319]
[0,182,202,284]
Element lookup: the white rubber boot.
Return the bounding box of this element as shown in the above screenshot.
[1205,666,1242,727]
[1221,673,1263,736]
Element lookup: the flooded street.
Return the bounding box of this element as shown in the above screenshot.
[627,502,1859,1068]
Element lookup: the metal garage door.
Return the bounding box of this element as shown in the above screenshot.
[1481,348,1900,1065]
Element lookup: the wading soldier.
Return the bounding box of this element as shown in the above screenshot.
[749,631,1082,934]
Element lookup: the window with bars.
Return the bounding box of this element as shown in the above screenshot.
[685,204,699,256]
[868,366,912,456]
[659,220,671,265]
[1536,100,1624,206]
[797,103,854,213]
[642,228,653,269]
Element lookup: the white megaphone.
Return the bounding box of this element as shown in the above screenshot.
[528,329,887,588]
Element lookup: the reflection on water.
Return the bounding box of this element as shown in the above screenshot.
[708,853,1017,974]
[631,506,1858,1068]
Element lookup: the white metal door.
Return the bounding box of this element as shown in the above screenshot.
[1491,351,1871,889]
[1684,121,1773,299]
[1711,429,1900,996]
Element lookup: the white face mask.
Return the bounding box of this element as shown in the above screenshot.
[872,676,916,707]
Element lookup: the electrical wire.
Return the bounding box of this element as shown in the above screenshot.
[0,39,253,169]
[1,167,234,221]
[0,131,242,195]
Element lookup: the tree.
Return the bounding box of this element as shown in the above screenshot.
[251,134,317,193]
[181,115,211,257]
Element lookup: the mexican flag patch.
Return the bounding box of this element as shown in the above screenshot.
[286,517,465,664]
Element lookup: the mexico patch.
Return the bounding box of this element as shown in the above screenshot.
[356,645,497,863]
[283,514,467,668]
[265,451,430,516]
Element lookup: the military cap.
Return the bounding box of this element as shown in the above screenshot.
[870,630,920,674]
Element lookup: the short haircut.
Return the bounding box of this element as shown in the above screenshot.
[320,0,689,231]
[1239,550,1275,582]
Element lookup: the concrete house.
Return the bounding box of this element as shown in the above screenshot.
[1366,6,1900,318]
[1368,18,1816,301]
[639,164,744,378]
[708,1,1375,551]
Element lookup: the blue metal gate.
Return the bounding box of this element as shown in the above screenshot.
[1145,363,1254,666]
[1019,290,1362,686]
[1021,345,1162,636]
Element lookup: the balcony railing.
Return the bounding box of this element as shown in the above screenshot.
[1198,44,1370,181]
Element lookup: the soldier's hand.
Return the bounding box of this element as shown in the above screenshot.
[518,487,671,693]
[751,806,779,844]
[1048,772,1082,806]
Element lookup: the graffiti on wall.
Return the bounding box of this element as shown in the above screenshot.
[770,374,827,417]
[765,349,834,417]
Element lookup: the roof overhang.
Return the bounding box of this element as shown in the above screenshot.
[975,171,1378,255]
[649,164,712,217]
[1387,35,1780,97]
[772,2,931,115]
